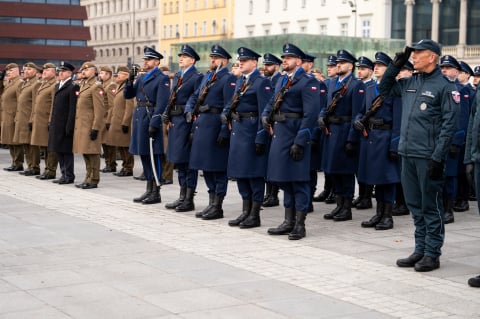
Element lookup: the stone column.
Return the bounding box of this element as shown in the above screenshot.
[405,0,415,46]
[457,0,467,58]
[431,0,442,42]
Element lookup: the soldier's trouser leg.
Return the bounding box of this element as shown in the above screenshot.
[103,144,117,169]
[62,152,75,181]
[25,144,40,171]
[141,154,162,182]
[402,157,445,258]
[45,148,58,176]
[331,174,355,201]
[444,176,457,200]
[82,154,91,183]
[10,144,24,167]
[118,147,134,172]
[474,163,480,210]
[161,154,174,181]
[83,154,100,184]
[203,171,228,196]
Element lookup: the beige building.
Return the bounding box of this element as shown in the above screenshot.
[81,0,159,69]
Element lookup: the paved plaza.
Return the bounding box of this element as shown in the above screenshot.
[0,148,480,318]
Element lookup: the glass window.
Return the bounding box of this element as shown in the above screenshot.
[439,0,459,45]
[137,21,141,36]
[71,40,86,46]
[163,25,167,38]
[100,49,103,57]
[71,20,83,26]
[46,39,69,45]
[119,48,123,56]
[301,0,306,8]
[265,0,269,12]
[361,19,371,38]
[185,23,189,37]
[106,49,110,57]
[222,19,226,34]
[169,25,173,38]
[0,17,21,23]
[340,22,348,36]
[22,17,45,24]
[145,20,148,35]
[412,0,432,41]
[194,22,198,36]
[212,20,216,34]
[202,21,206,35]
[185,0,189,10]
[112,48,116,56]
[126,47,129,55]
[249,0,253,14]
[137,47,141,56]
[283,0,287,10]
[176,24,179,38]
[467,0,480,44]
[152,19,156,34]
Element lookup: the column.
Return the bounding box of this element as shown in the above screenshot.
[459,0,467,45]
[405,0,415,46]
[431,0,442,42]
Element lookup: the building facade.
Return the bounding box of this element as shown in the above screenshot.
[81,0,159,69]
[0,0,93,68]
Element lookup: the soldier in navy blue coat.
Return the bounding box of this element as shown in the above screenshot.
[124,47,170,204]
[222,47,273,228]
[186,44,237,220]
[439,55,471,224]
[319,49,366,222]
[162,45,204,212]
[261,52,282,208]
[261,43,321,240]
[354,52,402,230]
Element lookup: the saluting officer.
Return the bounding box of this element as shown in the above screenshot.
[31,63,58,180]
[73,62,105,189]
[262,52,283,208]
[223,47,273,228]
[319,49,366,222]
[163,44,203,212]
[186,44,237,220]
[354,52,402,230]
[125,47,170,204]
[104,66,135,177]
[262,43,320,240]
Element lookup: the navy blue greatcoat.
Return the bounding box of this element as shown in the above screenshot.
[166,67,203,164]
[262,68,321,182]
[310,79,328,171]
[124,68,170,155]
[187,67,237,171]
[225,70,272,178]
[320,73,366,174]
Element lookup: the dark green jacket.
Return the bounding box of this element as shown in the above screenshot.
[465,87,480,164]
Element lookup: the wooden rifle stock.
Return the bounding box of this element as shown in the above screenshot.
[359,95,385,138]
[192,66,220,120]
[323,76,353,135]
[165,75,183,126]
[267,77,292,135]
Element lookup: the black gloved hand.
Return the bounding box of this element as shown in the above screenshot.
[345,142,356,157]
[449,144,460,158]
[428,160,444,180]
[353,120,365,131]
[28,122,33,131]
[220,114,228,125]
[388,151,399,162]
[161,112,170,124]
[317,116,326,129]
[0,70,6,81]
[89,129,99,141]
[121,125,129,134]
[261,116,271,132]
[216,135,229,147]
[105,123,110,130]
[185,112,193,123]
[128,69,136,82]
[255,143,265,155]
[289,144,304,161]
[148,126,158,138]
[393,46,414,68]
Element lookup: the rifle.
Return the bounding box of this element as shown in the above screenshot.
[226,79,251,130]
[192,63,221,121]
[323,76,353,136]
[267,76,293,135]
[164,74,183,126]
[358,95,385,137]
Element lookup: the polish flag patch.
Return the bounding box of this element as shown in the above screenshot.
[265,87,271,91]
[311,86,317,91]
[320,89,326,94]
[230,82,236,87]
[98,90,104,95]
[464,94,469,99]
[164,83,170,87]
[358,89,365,94]
[452,91,460,103]
[75,91,79,96]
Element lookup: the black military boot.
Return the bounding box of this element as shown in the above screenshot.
[288,211,306,240]
[453,199,469,212]
[444,198,455,224]
[392,202,409,216]
[323,195,343,220]
[229,200,252,226]
[268,208,295,235]
[263,184,279,207]
[263,183,272,202]
[165,187,186,209]
[313,189,329,202]
[352,183,365,207]
[356,185,373,209]
[142,183,161,204]
[133,180,152,203]
[196,193,215,218]
[202,195,224,220]
[375,202,394,230]
[176,188,195,212]
[333,197,352,221]
[324,190,336,204]
[240,201,262,228]
[361,202,384,228]
[307,189,314,213]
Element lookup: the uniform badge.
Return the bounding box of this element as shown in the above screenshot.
[265,86,271,91]
[75,91,79,96]
[451,91,460,103]
[358,89,364,94]
[164,82,170,87]
[111,89,116,94]
[420,102,427,110]
[98,90,104,95]
[230,82,236,87]
[311,86,317,91]
[320,89,326,94]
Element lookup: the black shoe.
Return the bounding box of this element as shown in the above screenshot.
[414,256,440,272]
[160,179,173,185]
[468,275,480,288]
[396,253,424,267]
[101,167,116,173]
[52,178,64,184]
[202,208,223,220]
[114,170,133,177]
[312,190,329,202]
[134,174,146,180]
[75,182,87,188]
[37,173,55,180]
[262,195,279,207]
[58,179,74,184]
[4,165,23,172]
[392,203,409,216]
[453,200,469,212]
[469,194,477,201]
[356,198,372,209]
[444,212,454,224]
[21,170,40,176]
[80,183,98,189]
[324,191,336,204]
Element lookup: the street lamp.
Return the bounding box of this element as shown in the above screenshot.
[349,0,357,37]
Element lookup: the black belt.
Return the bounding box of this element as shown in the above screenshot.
[232,111,259,120]
[170,105,185,116]
[137,102,155,108]
[369,123,392,130]
[273,112,303,122]
[328,115,351,124]
[199,105,222,114]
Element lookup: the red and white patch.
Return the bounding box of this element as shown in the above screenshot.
[311,86,317,91]
[230,82,236,87]
[75,91,79,96]
[164,83,170,87]
[265,87,271,91]
[464,94,470,99]
[320,89,326,94]
[111,89,116,94]
[358,89,365,94]
[98,90,104,95]
[451,91,460,103]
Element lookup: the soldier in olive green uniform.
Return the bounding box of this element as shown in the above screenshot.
[99,66,118,173]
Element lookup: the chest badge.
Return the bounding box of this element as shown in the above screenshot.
[420,102,427,111]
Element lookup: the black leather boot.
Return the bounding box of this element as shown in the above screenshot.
[263,184,279,207]
[313,189,329,202]
[333,197,352,221]
[444,198,455,224]
[133,181,152,203]
[202,195,224,220]
[165,187,186,209]
[268,208,295,235]
[453,199,469,212]
[196,193,215,218]
[352,183,365,207]
[324,190,336,204]
[375,202,394,230]
[307,189,314,213]
[361,202,384,228]
[240,201,262,228]
[176,188,195,212]
[263,183,272,202]
[229,200,252,226]
[323,195,343,220]
[142,183,161,204]
[288,211,306,240]
[356,185,373,209]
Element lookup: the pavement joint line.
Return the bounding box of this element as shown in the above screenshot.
[1,170,480,318]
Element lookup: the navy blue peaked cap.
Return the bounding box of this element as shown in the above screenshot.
[336,49,357,64]
[144,47,163,60]
[281,43,305,59]
[357,56,374,69]
[402,61,414,71]
[374,52,392,66]
[302,52,317,62]
[210,44,232,59]
[440,55,461,70]
[237,47,261,60]
[459,61,474,76]
[178,44,200,61]
[327,55,337,66]
[263,53,282,65]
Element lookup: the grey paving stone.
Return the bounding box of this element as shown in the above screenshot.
[0,306,73,319]
[3,269,91,290]
[0,291,46,314]
[179,304,290,319]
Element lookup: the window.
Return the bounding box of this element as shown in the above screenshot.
[212,20,217,34]
[126,22,130,36]
[202,20,207,35]
[340,22,348,36]
[119,48,123,56]
[185,0,189,10]
[301,0,306,8]
[112,48,116,56]
[321,0,325,5]
[319,24,327,35]
[163,2,167,13]
[106,49,110,57]
[99,49,103,57]
[222,19,226,34]
[145,20,148,35]
[362,19,371,38]
[194,22,198,36]
[93,26,97,40]
[176,1,179,12]
[283,0,287,10]
[249,0,253,14]
[185,23,189,36]
[169,1,173,13]
[175,24,179,38]
[106,25,110,39]
[163,25,167,38]
[265,0,269,12]
[194,0,198,9]
[119,23,123,37]
[169,25,173,38]
[280,22,289,34]
[137,21,141,36]
[136,46,141,56]
[152,19,156,34]
[99,26,103,40]
[126,47,129,55]
[263,23,271,35]
[113,24,116,38]
[203,0,207,8]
